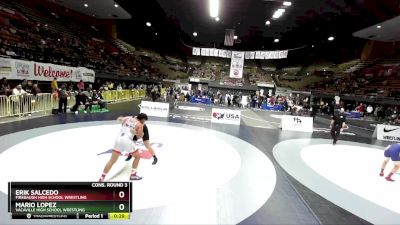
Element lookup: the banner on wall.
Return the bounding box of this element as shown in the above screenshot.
[192,48,288,60]
[0,57,95,82]
[140,101,169,118]
[192,48,201,56]
[377,124,400,142]
[229,51,245,79]
[211,108,241,125]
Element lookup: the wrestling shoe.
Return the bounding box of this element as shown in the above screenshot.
[125,155,132,161]
[385,176,395,182]
[130,174,143,181]
[379,172,384,177]
[99,173,106,182]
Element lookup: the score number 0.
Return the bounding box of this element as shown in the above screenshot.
[118,191,125,211]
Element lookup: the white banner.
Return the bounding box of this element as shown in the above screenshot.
[281,115,313,132]
[213,49,219,57]
[377,124,400,142]
[201,48,206,56]
[139,101,169,118]
[211,108,241,125]
[226,51,232,58]
[280,50,288,58]
[192,48,201,56]
[261,51,266,59]
[265,51,272,59]
[249,52,255,59]
[193,49,288,60]
[273,51,280,59]
[205,48,210,56]
[0,57,95,82]
[229,51,245,79]
[255,51,262,59]
[218,50,225,58]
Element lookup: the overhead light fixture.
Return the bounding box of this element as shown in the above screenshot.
[215,17,220,22]
[209,0,219,18]
[234,35,238,40]
[84,3,88,7]
[274,38,279,43]
[283,1,292,6]
[377,25,382,29]
[328,36,334,41]
[266,20,271,25]
[193,32,198,37]
[146,22,151,27]
[114,4,119,8]
[272,8,285,19]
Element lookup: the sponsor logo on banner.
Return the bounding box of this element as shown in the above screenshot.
[74,69,83,80]
[15,61,30,77]
[377,124,400,142]
[211,108,241,125]
[83,72,94,78]
[0,58,12,75]
[281,115,313,132]
[140,101,169,118]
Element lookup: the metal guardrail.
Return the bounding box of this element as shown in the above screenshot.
[101,90,145,102]
[7,93,54,117]
[0,95,9,118]
[0,89,146,118]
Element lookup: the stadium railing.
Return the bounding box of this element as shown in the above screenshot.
[0,95,9,118]
[0,89,146,118]
[101,90,145,102]
[7,93,54,117]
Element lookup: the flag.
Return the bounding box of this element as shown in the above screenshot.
[224,29,235,46]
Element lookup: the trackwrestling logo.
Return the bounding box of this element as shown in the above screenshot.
[293,117,302,124]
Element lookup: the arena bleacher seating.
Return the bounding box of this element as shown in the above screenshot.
[0,1,163,81]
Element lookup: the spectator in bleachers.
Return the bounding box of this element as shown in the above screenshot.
[357,103,365,117]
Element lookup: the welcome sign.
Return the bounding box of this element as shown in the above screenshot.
[0,57,95,82]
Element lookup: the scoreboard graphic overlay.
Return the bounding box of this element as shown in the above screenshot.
[8,182,132,220]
